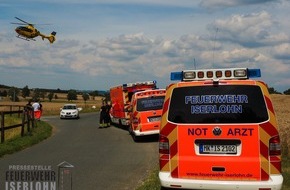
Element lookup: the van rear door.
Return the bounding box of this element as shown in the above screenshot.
[136,94,165,132]
[166,82,271,181]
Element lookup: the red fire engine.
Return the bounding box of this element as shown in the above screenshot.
[109,81,157,126]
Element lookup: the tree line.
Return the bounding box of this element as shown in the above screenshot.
[1,85,289,103]
[0,85,108,102]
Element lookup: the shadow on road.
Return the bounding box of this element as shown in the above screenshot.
[105,123,159,143]
[131,134,159,143]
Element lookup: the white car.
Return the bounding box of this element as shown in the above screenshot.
[60,104,81,119]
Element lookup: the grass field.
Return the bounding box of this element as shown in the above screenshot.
[0,94,104,115]
[0,120,52,157]
[271,94,290,158]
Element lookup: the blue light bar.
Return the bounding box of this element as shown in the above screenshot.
[171,68,261,81]
[171,72,182,81]
[247,69,261,78]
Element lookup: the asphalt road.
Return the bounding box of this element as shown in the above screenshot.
[0,112,159,190]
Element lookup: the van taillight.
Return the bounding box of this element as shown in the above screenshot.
[269,136,281,156]
[159,135,169,154]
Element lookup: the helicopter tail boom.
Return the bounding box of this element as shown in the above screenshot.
[48,31,56,43]
[40,31,56,44]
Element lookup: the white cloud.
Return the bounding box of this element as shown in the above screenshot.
[273,43,290,60]
[222,48,259,63]
[208,11,289,47]
[1,1,290,92]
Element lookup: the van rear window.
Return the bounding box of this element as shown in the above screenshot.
[168,85,268,123]
[137,96,165,111]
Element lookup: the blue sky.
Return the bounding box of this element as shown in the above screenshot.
[1,0,290,92]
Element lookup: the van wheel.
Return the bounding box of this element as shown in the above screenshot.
[128,125,132,134]
[133,134,139,142]
[118,120,122,128]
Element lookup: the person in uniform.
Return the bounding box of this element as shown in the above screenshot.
[99,101,107,128]
[105,101,112,127]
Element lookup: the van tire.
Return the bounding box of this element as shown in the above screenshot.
[118,119,122,127]
[128,126,133,135]
[133,134,139,142]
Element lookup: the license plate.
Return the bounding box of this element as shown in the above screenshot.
[200,144,237,154]
[148,117,161,122]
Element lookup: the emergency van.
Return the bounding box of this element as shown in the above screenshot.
[128,89,166,141]
[159,68,283,190]
[110,81,157,126]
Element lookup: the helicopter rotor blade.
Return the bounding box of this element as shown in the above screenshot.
[36,24,52,26]
[11,22,27,25]
[13,17,52,27]
[15,17,32,25]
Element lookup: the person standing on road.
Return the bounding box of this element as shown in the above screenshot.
[105,101,112,127]
[32,101,41,120]
[99,101,107,128]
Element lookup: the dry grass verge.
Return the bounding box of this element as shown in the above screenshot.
[271,94,290,157]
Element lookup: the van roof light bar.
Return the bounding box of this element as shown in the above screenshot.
[170,68,261,81]
[123,80,157,87]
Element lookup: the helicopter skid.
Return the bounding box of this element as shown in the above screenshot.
[16,35,35,41]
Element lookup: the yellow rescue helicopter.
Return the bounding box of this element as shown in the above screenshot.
[11,17,56,44]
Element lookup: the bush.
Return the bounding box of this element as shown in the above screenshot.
[284,88,290,95]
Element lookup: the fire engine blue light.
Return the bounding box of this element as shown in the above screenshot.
[248,69,261,78]
[171,72,182,81]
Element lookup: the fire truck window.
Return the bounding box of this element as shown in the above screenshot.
[168,85,268,124]
[137,96,165,111]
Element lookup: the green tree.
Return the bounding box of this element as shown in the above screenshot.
[67,90,77,101]
[104,91,110,101]
[32,88,40,101]
[82,93,90,103]
[284,88,290,95]
[48,92,54,102]
[22,85,30,99]
[268,87,281,94]
[0,90,7,97]
[8,87,20,102]
[90,90,99,100]
[40,91,47,100]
